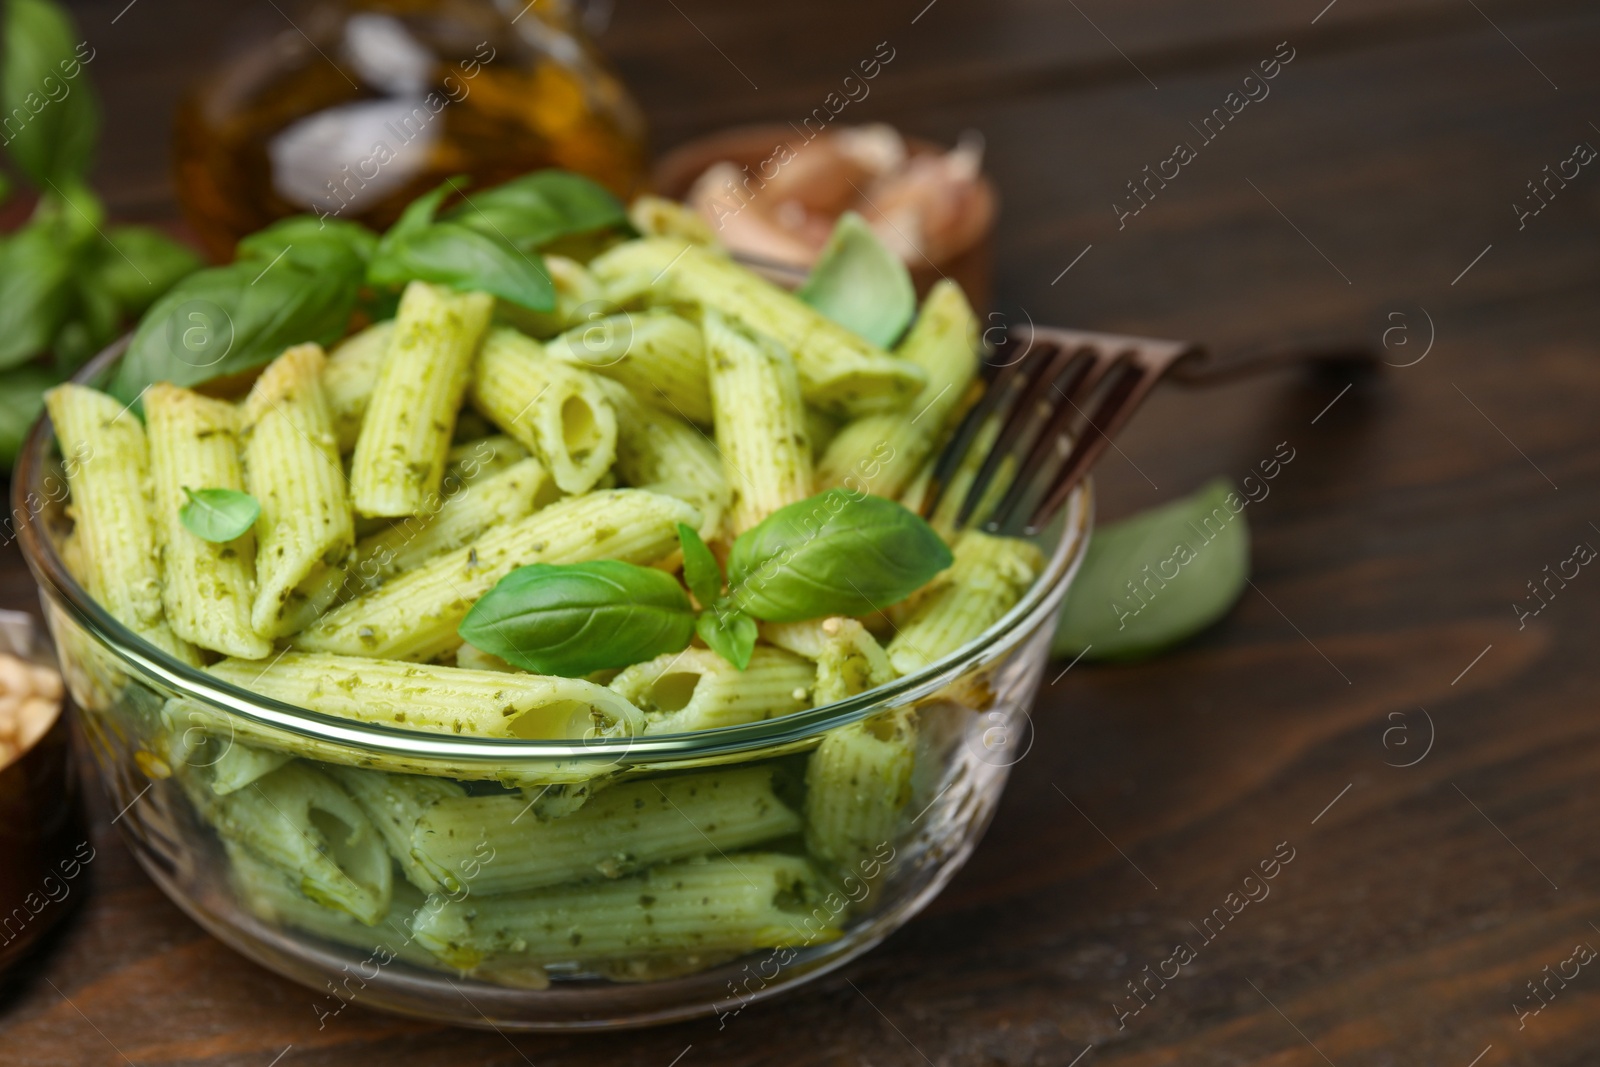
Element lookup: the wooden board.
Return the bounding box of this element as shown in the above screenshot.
[4,2,1599,1064]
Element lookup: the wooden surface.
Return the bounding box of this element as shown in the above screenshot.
[5,1,1600,1063]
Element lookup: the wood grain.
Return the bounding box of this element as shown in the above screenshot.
[4,1,1599,1064]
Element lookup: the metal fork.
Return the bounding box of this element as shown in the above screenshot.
[921,325,1376,536]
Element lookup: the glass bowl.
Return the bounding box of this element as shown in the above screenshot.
[14,338,1092,1031]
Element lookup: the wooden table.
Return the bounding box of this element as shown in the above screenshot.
[5,1,1600,1063]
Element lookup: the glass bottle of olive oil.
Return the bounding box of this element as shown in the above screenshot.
[173,0,647,259]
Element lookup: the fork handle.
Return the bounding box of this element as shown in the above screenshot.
[1168,343,1380,386]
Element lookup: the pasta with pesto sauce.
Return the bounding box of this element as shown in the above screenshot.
[46,180,1058,994]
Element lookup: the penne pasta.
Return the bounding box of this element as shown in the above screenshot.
[411,853,836,969]
[628,194,719,247]
[348,457,555,589]
[209,762,392,925]
[144,384,273,659]
[804,710,916,872]
[470,327,618,495]
[293,488,698,661]
[610,647,814,733]
[817,280,980,498]
[208,651,646,740]
[589,238,927,415]
[597,378,728,542]
[324,766,468,895]
[163,696,608,787]
[443,434,529,484]
[543,311,713,425]
[207,741,295,796]
[763,616,895,706]
[323,319,395,452]
[367,765,799,897]
[705,309,813,534]
[453,642,519,673]
[350,282,494,517]
[242,343,355,639]
[228,844,440,968]
[886,530,1046,675]
[44,384,199,664]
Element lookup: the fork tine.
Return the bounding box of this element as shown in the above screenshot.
[1013,342,1199,534]
[921,338,1056,519]
[985,350,1136,533]
[953,343,1096,528]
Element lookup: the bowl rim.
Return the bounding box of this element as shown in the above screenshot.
[13,335,1093,766]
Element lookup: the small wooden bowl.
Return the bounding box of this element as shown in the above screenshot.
[0,614,87,982]
[652,124,997,310]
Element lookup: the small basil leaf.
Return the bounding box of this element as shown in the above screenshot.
[459,561,695,677]
[112,255,361,402]
[446,170,629,251]
[0,365,58,467]
[677,522,723,608]
[696,608,757,671]
[2,0,97,189]
[237,215,377,276]
[0,224,74,370]
[796,211,915,349]
[726,489,953,622]
[368,221,555,312]
[92,226,203,316]
[1053,478,1250,662]
[179,487,260,543]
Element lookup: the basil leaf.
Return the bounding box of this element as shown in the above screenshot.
[53,268,120,373]
[696,608,757,671]
[1053,478,1250,662]
[726,489,953,622]
[382,178,460,246]
[459,561,695,677]
[368,220,555,312]
[0,364,57,467]
[796,211,915,349]
[2,0,97,189]
[237,215,377,276]
[677,522,723,608]
[0,224,74,370]
[446,170,628,252]
[179,487,260,543]
[88,226,203,317]
[112,254,361,402]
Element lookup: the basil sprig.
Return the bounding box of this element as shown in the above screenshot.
[366,171,628,313]
[0,0,202,460]
[458,491,952,677]
[676,523,756,669]
[796,211,915,349]
[111,216,373,403]
[366,177,556,311]
[179,487,260,543]
[105,169,630,411]
[458,561,696,677]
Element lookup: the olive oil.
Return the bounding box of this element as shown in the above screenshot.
[173,0,646,259]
